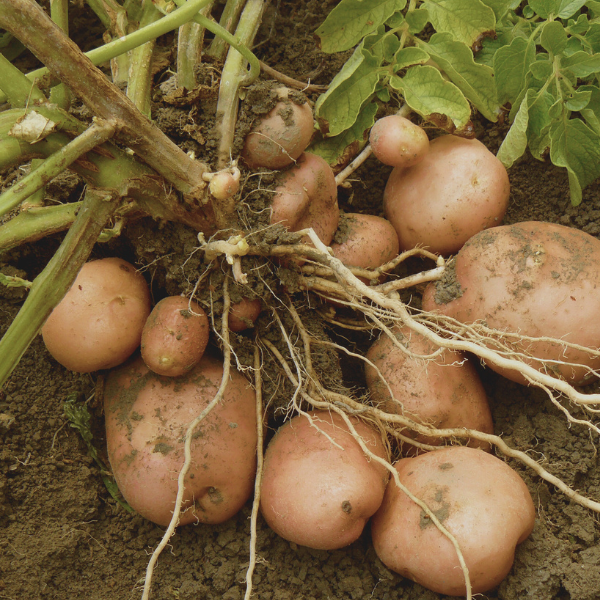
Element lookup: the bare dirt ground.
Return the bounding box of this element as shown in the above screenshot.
[1,2,600,599]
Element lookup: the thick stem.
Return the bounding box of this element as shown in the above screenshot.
[0,0,212,206]
[177,2,214,90]
[215,0,264,168]
[85,0,129,35]
[126,1,162,117]
[0,202,81,251]
[205,0,246,61]
[0,52,46,106]
[49,0,71,110]
[0,118,117,217]
[0,186,121,389]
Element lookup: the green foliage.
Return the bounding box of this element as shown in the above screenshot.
[313,0,600,205]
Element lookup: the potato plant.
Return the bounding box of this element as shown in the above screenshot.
[1,2,600,600]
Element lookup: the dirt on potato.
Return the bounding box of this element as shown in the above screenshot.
[1,1,600,600]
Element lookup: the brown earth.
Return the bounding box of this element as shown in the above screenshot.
[1,2,600,600]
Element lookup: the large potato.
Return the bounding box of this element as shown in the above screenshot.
[371,446,535,596]
[260,410,389,550]
[384,135,510,255]
[104,354,257,526]
[42,257,151,373]
[422,221,600,385]
[365,325,493,450]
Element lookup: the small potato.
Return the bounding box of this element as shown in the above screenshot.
[104,354,257,526]
[365,325,493,451]
[422,221,600,385]
[42,257,151,373]
[260,410,389,550]
[369,115,429,168]
[371,446,535,596]
[141,296,209,377]
[331,214,399,277]
[229,297,261,332]
[384,135,510,255]
[271,152,339,246]
[242,87,314,169]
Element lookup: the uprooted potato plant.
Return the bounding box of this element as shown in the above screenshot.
[2,1,600,600]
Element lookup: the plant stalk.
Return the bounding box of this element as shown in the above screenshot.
[0,118,117,217]
[0,52,46,107]
[49,0,71,110]
[177,1,214,90]
[205,0,246,61]
[0,186,121,389]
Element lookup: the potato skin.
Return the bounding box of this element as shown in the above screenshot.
[369,115,429,168]
[331,213,399,274]
[270,152,339,246]
[371,446,535,596]
[229,298,261,332]
[42,257,151,373]
[422,221,600,385]
[260,410,389,550]
[365,325,493,451]
[140,296,209,377]
[104,354,257,526]
[242,88,314,169]
[384,135,510,255]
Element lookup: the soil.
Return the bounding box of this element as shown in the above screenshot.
[2,2,600,600]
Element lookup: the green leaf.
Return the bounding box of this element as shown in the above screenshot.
[390,65,471,129]
[529,59,553,80]
[497,89,531,167]
[386,11,406,27]
[562,51,600,77]
[405,8,430,33]
[315,46,382,136]
[579,84,600,133]
[550,117,600,205]
[584,24,600,53]
[541,21,568,55]
[422,0,496,47]
[527,89,555,158]
[480,0,519,21]
[529,0,587,19]
[316,0,407,53]
[420,33,500,121]
[393,47,430,70]
[565,88,592,110]
[309,102,378,165]
[589,0,600,16]
[376,86,391,101]
[566,14,589,36]
[494,36,536,104]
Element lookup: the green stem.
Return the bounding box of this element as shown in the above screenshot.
[0,52,46,107]
[177,1,214,90]
[0,0,213,213]
[205,0,245,62]
[127,1,163,117]
[24,159,46,209]
[0,118,117,217]
[215,0,264,168]
[0,0,214,104]
[171,0,260,85]
[0,202,81,251]
[49,0,71,110]
[85,0,130,36]
[0,186,121,389]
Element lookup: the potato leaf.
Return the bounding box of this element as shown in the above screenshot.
[549,117,600,205]
[315,45,381,136]
[315,0,407,53]
[419,33,500,121]
[422,0,496,47]
[529,0,588,20]
[562,51,600,77]
[390,65,471,130]
[393,47,430,70]
[541,21,568,55]
[497,90,531,167]
[494,36,536,104]
[309,103,378,166]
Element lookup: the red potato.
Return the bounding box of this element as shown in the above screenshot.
[371,446,535,596]
[384,135,510,256]
[104,354,257,526]
[229,297,261,332]
[369,115,430,168]
[140,296,209,377]
[365,325,493,451]
[42,257,151,373]
[331,213,399,278]
[422,221,600,385]
[270,152,339,246]
[260,410,389,550]
[242,87,314,169]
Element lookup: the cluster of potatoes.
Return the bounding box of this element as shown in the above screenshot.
[38,87,600,597]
